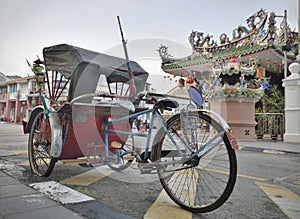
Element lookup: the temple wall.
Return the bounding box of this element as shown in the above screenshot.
[209,97,259,142]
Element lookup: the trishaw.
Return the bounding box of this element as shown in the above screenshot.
[23,43,238,213]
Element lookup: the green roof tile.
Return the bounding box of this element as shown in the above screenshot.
[162,43,273,69]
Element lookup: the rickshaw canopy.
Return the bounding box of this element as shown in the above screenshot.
[43,44,149,100]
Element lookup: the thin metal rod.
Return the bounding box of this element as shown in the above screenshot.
[283,10,288,79]
[45,71,51,100]
[117,16,131,71]
[51,70,54,99]
[52,71,58,100]
[54,74,63,98]
[55,78,70,102]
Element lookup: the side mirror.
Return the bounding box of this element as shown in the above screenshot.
[188,86,203,106]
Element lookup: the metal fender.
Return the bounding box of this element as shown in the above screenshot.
[199,109,230,131]
[48,108,63,158]
[24,105,44,134]
[23,105,63,158]
[199,109,239,150]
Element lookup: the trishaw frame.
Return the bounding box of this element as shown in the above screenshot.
[24,43,238,213]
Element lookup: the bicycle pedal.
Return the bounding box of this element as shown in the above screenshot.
[111,141,122,149]
[123,156,135,161]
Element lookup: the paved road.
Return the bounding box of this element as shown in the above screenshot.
[0,122,300,218]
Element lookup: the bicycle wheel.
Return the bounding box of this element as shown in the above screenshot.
[152,111,237,213]
[108,135,134,171]
[28,110,56,177]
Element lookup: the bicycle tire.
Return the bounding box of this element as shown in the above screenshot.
[28,110,56,177]
[152,111,237,213]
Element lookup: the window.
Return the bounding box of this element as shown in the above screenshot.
[9,84,17,93]
[0,86,7,94]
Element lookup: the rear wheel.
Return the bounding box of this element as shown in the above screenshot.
[152,112,237,213]
[28,110,56,177]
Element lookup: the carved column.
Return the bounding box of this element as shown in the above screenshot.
[282,63,300,143]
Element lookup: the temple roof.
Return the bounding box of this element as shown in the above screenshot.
[159,8,298,76]
[162,43,272,70]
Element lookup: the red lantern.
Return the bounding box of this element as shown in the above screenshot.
[265,58,270,68]
[273,61,278,70]
[230,56,238,63]
[278,64,282,73]
[186,77,194,84]
[256,67,265,78]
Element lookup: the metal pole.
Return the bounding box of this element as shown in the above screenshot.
[283,10,288,79]
[117,16,132,71]
[297,0,300,61]
[116,16,136,97]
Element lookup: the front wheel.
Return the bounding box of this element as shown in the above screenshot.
[28,110,56,177]
[152,111,237,213]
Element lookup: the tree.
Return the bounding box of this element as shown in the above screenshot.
[255,84,284,139]
[261,84,284,113]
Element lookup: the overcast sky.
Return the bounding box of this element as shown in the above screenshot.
[0,0,298,91]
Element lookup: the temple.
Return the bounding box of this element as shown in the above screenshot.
[158,9,298,141]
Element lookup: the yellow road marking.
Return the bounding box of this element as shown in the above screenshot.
[275,172,300,182]
[144,189,192,219]
[13,149,27,154]
[204,167,267,182]
[18,160,29,166]
[144,169,196,219]
[60,166,114,186]
[237,173,267,181]
[255,181,300,219]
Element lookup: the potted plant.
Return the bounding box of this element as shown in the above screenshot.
[256,131,264,139]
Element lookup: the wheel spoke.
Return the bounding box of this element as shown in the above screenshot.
[28,111,55,177]
[153,112,237,213]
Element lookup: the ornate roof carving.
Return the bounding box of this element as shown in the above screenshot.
[159,8,298,72]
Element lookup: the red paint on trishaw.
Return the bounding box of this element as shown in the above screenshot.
[59,115,131,159]
[225,131,239,150]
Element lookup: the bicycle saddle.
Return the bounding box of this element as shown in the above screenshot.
[158,99,179,110]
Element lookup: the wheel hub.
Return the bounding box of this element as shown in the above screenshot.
[184,154,200,166]
[190,156,200,166]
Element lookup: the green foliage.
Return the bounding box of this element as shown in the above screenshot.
[261,84,284,113]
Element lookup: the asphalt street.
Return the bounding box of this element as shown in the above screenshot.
[0,122,300,219]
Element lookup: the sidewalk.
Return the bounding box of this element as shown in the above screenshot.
[0,171,86,219]
[238,140,300,154]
